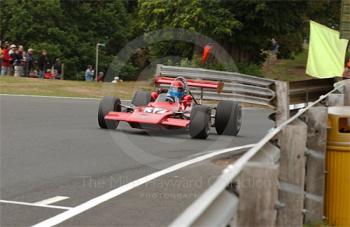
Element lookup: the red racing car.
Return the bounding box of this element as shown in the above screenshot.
[98,76,241,139]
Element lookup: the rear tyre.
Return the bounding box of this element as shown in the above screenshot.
[189,105,211,139]
[131,91,151,106]
[215,101,242,136]
[98,96,121,129]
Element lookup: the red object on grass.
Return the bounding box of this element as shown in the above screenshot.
[201,44,212,65]
[44,72,55,79]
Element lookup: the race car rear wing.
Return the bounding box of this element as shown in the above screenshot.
[154,76,224,93]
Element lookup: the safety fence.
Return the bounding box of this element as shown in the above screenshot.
[155,64,334,109]
[170,79,350,227]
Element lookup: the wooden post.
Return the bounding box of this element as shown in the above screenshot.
[344,79,350,105]
[237,142,280,227]
[304,107,328,223]
[275,81,290,126]
[277,119,307,227]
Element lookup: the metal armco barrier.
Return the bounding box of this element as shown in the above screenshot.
[155,64,277,107]
[289,78,334,103]
[155,64,335,108]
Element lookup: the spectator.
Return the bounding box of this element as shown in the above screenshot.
[53,58,62,79]
[84,65,94,81]
[271,38,279,55]
[8,44,16,55]
[9,44,18,75]
[97,71,104,82]
[24,48,35,77]
[0,41,3,75]
[38,50,50,79]
[12,45,25,77]
[1,43,13,76]
[342,59,350,79]
[44,69,55,79]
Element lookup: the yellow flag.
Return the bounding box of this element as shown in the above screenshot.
[306,21,349,78]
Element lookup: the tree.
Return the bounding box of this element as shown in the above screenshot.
[222,1,340,62]
[221,1,308,62]
[0,0,342,80]
[59,0,132,79]
[306,0,341,29]
[0,0,132,80]
[1,0,67,56]
[136,0,240,63]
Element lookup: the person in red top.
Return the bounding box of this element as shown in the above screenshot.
[343,59,350,79]
[1,43,12,76]
[97,71,104,82]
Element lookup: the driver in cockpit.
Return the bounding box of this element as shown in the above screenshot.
[150,79,192,108]
[165,80,185,103]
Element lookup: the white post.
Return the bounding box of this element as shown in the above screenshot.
[95,44,99,81]
[95,43,105,81]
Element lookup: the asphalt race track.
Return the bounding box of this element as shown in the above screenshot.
[0,95,273,226]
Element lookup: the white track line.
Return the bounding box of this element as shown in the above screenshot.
[0,199,72,210]
[32,144,255,227]
[34,196,70,206]
[0,94,131,102]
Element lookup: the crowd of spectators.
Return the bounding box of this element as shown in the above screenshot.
[0,41,62,79]
[1,41,105,82]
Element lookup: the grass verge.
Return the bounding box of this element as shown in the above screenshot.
[1,51,312,99]
[262,50,313,81]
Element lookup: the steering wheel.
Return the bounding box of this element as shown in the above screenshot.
[165,95,175,103]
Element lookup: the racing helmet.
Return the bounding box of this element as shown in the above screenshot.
[168,80,185,100]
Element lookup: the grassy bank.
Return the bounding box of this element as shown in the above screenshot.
[262,50,313,81]
[0,76,152,99]
[0,51,312,98]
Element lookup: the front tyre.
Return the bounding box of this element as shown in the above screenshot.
[131,91,151,107]
[98,96,121,129]
[215,101,242,136]
[189,105,211,139]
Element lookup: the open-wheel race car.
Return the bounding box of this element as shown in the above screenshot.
[98,76,242,139]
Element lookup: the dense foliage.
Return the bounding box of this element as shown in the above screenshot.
[0,0,341,80]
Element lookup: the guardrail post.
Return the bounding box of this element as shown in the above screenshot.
[156,64,162,76]
[304,107,327,224]
[275,81,290,126]
[277,119,307,227]
[237,143,280,227]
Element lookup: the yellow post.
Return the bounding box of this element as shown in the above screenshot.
[325,106,350,226]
